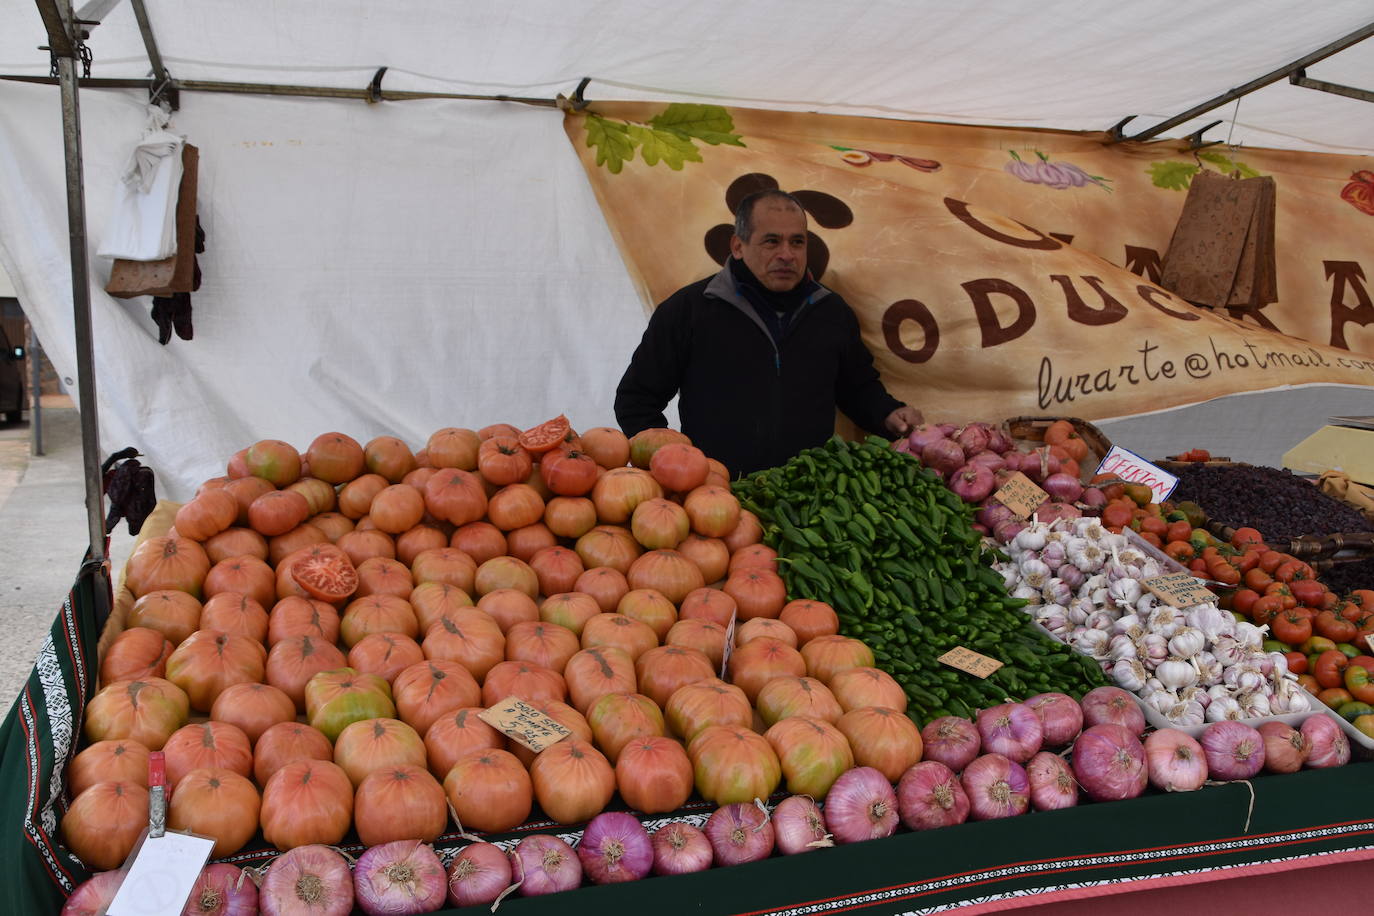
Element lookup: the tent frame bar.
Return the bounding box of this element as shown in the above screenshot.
[1290,69,1374,104]
[0,72,563,108]
[33,0,107,568]
[1110,19,1374,142]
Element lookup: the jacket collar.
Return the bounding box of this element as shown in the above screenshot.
[704,258,832,318]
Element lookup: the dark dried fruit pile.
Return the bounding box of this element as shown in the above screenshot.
[1171,463,1374,540]
[1317,558,1374,595]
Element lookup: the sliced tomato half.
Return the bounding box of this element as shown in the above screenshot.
[519,415,572,454]
[291,545,359,602]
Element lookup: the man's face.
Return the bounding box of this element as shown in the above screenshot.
[730,200,808,292]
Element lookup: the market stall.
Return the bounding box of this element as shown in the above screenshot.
[4,2,1374,914]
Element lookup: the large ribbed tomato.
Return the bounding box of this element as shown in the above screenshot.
[199,593,270,643]
[664,678,751,741]
[168,767,261,858]
[630,499,690,550]
[687,724,781,804]
[203,554,276,609]
[245,439,302,486]
[544,496,598,539]
[836,705,924,782]
[683,486,741,538]
[649,443,709,493]
[540,449,598,497]
[615,736,693,814]
[728,637,806,704]
[665,618,727,670]
[756,676,844,726]
[333,718,425,788]
[574,566,630,612]
[591,468,663,524]
[765,715,855,798]
[252,722,333,786]
[675,535,729,584]
[354,764,448,846]
[408,583,475,632]
[267,597,340,646]
[528,546,584,597]
[538,593,601,636]
[678,587,737,627]
[617,589,678,642]
[127,535,212,599]
[481,660,567,707]
[477,589,539,633]
[586,692,665,764]
[62,782,148,869]
[128,590,203,646]
[391,660,480,736]
[305,667,396,742]
[424,468,488,527]
[828,667,908,713]
[340,594,419,647]
[579,427,630,469]
[723,568,787,620]
[443,749,532,833]
[66,740,149,799]
[628,428,691,470]
[581,613,658,663]
[84,677,189,750]
[779,599,840,646]
[635,645,715,709]
[426,427,481,470]
[248,490,310,538]
[260,759,354,849]
[509,699,593,769]
[564,646,637,713]
[100,627,174,684]
[505,621,581,672]
[530,738,615,824]
[473,556,539,598]
[162,721,254,788]
[411,548,477,592]
[174,491,238,542]
[423,708,505,779]
[165,629,267,712]
[353,557,414,600]
[364,435,416,483]
[265,635,348,711]
[628,550,705,606]
[348,632,425,682]
[421,610,505,681]
[477,437,533,486]
[722,509,763,552]
[801,635,876,684]
[305,432,366,484]
[210,682,297,744]
[485,484,545,531]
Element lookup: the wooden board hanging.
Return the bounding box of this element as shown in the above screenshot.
[105,143,199,299]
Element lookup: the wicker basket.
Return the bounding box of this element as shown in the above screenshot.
[1003,416,1114,484]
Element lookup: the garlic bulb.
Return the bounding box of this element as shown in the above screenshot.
[1156,658,1198,690]
[1205,696,1242,722]
[1014,527,1047,552]
[1168,626,1205,660]
[1112,658,1148,691]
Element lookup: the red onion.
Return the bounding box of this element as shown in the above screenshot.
[961,753,1029,820]
[182,864,258,916]
[935,423,959,436]
[705,802,774,865]
[993,518,1027,544]
[1144,729,1207,792]
[1025,751,1078,811]
[1072,724,1147,801]
[949,464,995,503]
[260,845,354,916]
[63,871,123,916]
[955,424,990,455]
[897,761,970,830]
[921,439,965,476]
[824,767,899,843]
[1080,686,1146,736]
[1033,501,1082,524]
[354,840,447,916]
[976,703,1042,763]
[907,425,948,453]
[986,427,1013,454]
[1200,722,1266,780]
[1029,447,1061,481]
[772,795,833,854]
[1041,473,1083,503]
[1258,722,1309,774]
[1079,487,1107,509]
[651,822,713,876]
[969,451,1006,473]
[578,811,653,885]
[1301,715,1350,769]
[975,500,1013,532]
[920,716,980,772]
[511,834,582,897]
[447,842,511,908]
[1025,692,1083,747]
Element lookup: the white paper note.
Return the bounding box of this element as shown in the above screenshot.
[107,831,216,916]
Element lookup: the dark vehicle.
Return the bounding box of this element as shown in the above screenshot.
[0,324,25,424]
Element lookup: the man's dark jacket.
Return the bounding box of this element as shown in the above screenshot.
[614,261,902,476]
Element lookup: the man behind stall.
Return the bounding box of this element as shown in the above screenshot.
[615,189,921,476]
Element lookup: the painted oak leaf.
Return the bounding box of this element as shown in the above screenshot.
[649,103,745,147]
[1148,161,1201,190]
[628,124,702,170]
[585,114,636,173]
[1197,151,1261,178]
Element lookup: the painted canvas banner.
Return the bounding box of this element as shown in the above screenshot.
[565,103,1374,423]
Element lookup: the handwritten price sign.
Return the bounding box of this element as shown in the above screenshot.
[1143,573,1215,609]
[993,472,1048,520]
[938,647,1004,679]
[480,697,573,753]
[1095,446,1179,503]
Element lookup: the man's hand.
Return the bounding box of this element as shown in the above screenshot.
[884,405,924,437]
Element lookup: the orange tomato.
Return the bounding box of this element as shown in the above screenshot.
[1140,532,1163,548]
[1314,650,1351,689]
[1230,588,1260,617]
[1243,568,1273,591]
[1258,551,1287,575]
[1284,651,1308,675]
[1317,687,1354,709]
[1043,420,1075,445]
[1101,503,1133,530]
[1165,520,1193,544]
[1164,540,1195,562]
[1296,673,1321,694]
[1231,527,1266,550]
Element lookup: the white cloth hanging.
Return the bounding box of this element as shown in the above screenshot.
[97,107,185,260]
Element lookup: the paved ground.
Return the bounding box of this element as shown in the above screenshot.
[0,397,134,707]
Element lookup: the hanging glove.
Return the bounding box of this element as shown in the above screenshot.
[150,293,193,344]
[103,450,157,536]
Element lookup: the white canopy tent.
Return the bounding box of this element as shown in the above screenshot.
[1,0,1372,525]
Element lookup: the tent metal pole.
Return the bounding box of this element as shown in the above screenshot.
[0,73,560,108]
[1289,71,1374,104]
[27,323,43,457]
[1112,19,1374,142]
[38,0,107,562]
[129,0,175,108]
